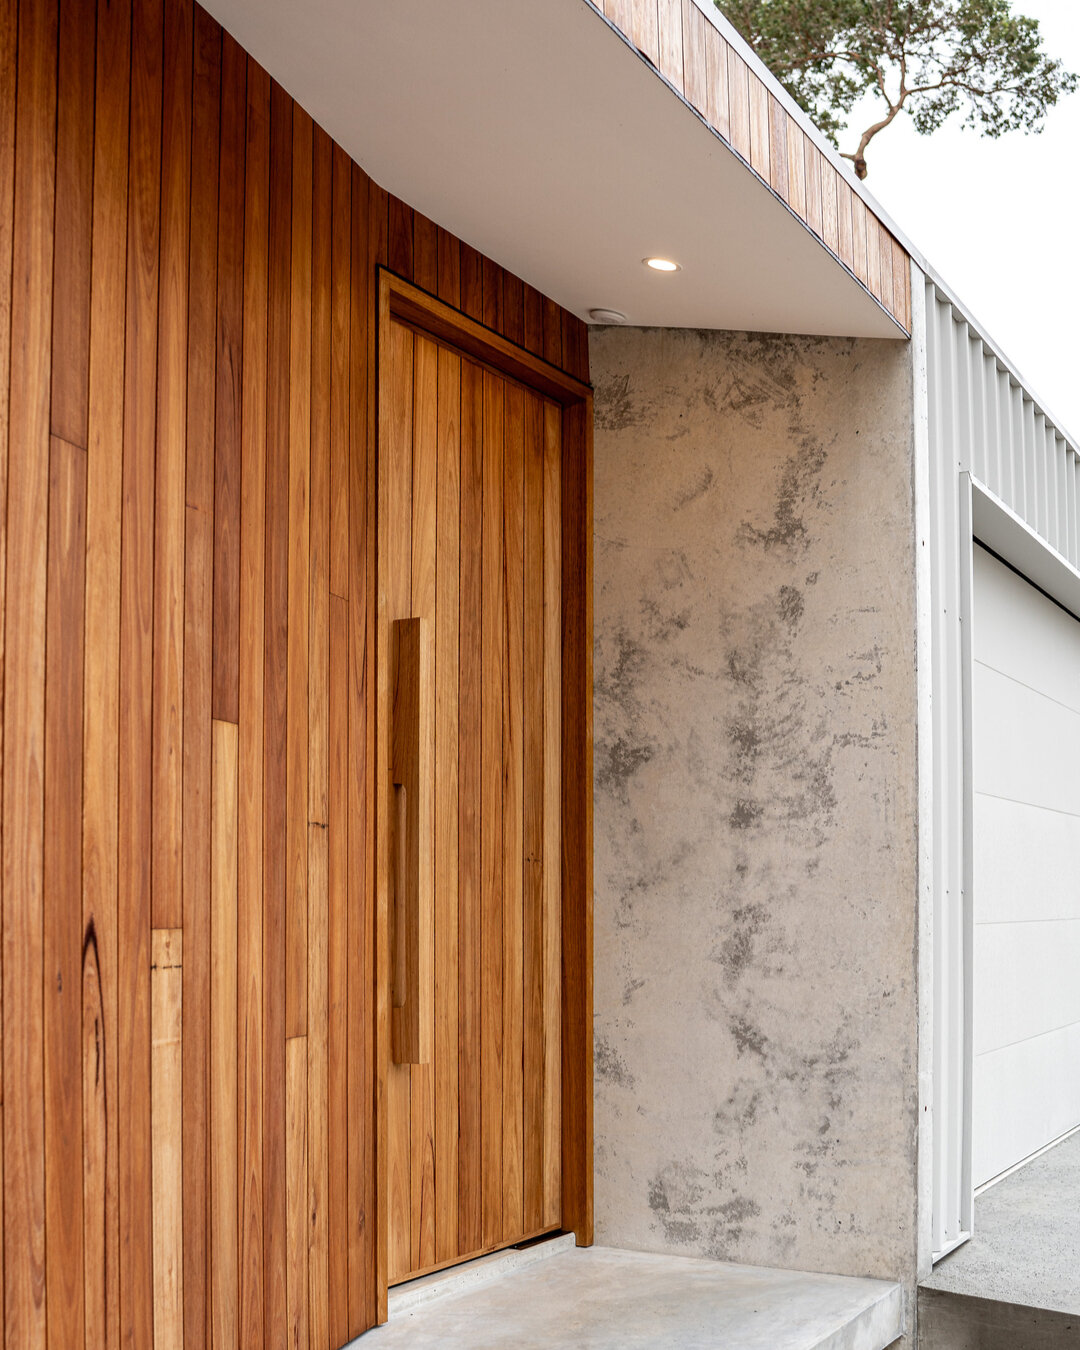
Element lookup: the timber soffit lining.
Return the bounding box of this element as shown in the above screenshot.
[587,0,913,335]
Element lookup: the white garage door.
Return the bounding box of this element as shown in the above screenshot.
[972,545,1080,1188]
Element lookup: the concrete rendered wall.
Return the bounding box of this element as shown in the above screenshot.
[591,328,920,1309]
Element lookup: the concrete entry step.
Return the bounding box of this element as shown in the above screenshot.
[919,1131,1080,1349]
[359,1243,904,1349]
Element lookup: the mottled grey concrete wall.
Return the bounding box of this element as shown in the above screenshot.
[591,328,919,1303]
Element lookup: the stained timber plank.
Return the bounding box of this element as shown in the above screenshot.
[411,332,439,1272]
[480,367,505,1250]
[307,119,333,1350]
[181,13,219,1345]
[287,101,313,1039]
[118,1,163,1340]
[328,593,349,1343]
[263,78,293,1350]
[44,434,87,1350]
[286,1036,309,1350]
[329,145,350,602]
[211,720,239,1349]
[152,0,191,933]
[50,0,95,448]
[457,357,483,1258]
[542,401,563,1230]
[434,342,461,1265]
[211,32,246,724]
[81,1,132,1341]
[502,382,525,1243]
[386,318,414,1284]
[522,393,545,1234]
[238,57,269,1350]
[151,928,184,1350]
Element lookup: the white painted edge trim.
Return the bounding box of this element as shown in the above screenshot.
[932,1229,972,1264]
[970,476,1080,622]
[912,261,938,1281]
[958,473,976,1244]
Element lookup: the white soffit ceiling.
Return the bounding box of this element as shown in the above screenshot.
[200,0,902,340]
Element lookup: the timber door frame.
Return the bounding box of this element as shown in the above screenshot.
[373,270,594,1320]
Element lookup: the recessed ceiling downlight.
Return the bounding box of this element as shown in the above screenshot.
[644,256,680,272]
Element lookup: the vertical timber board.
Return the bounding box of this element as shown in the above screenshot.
[307,120,332,1350]
[211,720,238,1349]
[286,103,312,1041]
[326,144,351,1348]
[82,0,133,1342]
[285,1037,309,1350]
[44,435,87,1350]
[522,394,544,1235]
[152,0,191,932]
[410,332,438,1271]
[383,319,413,1285]
[119,0,163,1342]
[211,32,247,725]
[502,382,525,1244]
[352,167,383,1337]
[541,401,562,1230]
[327,594,349,1343]
[50,0,95,448]
[264,77,292,1350]
[238,57,269,1350]
[561,399,594,1246]
[182,12,220,1348]
[151,928,184,1350]
[45,6,94,1348]
[3,0,57,1341]
[456,357,483,1258]
[0,0,11,1311]
[434,339,461,1266]
[329,145,351,602]
[480,368,506,1251]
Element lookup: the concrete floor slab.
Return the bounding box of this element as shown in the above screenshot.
[921,1130,1080,1315]
[359,1245,904,1349]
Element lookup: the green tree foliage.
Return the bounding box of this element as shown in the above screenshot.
[715,0,1078,177]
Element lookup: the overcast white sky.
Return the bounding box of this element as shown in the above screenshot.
[836,1,1080,437]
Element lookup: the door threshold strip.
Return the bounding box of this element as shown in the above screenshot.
[388,1232,577,1316]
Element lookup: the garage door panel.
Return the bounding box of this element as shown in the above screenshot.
[974,1022,1080,1188]
[972,663,1080,817]
[973,546,1080,714]
[974,919,1080,1056]
[974,795,1080,925]
[972,545,1080,1188]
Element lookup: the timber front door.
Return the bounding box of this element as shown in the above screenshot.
[378,278,567,1286]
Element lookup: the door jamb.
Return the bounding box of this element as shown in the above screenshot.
[373,269,594,1321]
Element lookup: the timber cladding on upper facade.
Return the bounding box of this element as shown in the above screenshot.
[590,0,912,334]
[0,0,589,1347]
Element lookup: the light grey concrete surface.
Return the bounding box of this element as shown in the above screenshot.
[590,328,920,1324]
[921,1131,1080,1315]
[362,1246,904,1349]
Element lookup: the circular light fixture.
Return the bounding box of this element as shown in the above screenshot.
[644,256,680,272]
[588,307,628,325]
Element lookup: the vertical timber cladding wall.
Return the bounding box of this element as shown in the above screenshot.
[0,1,589,1349]
[591,329,919,1296]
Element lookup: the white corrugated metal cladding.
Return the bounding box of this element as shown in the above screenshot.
[925,277,1080,1261]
